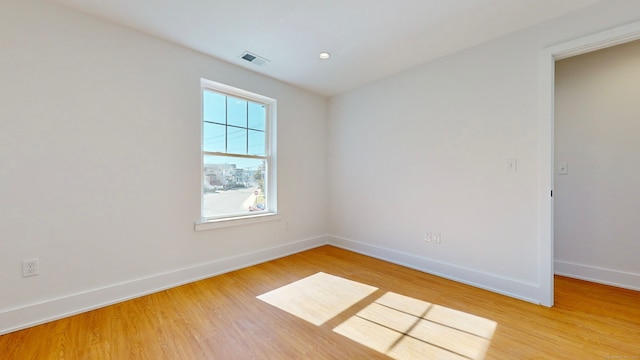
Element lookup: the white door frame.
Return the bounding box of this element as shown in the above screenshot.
[538,21,640,306]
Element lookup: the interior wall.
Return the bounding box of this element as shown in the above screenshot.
[0,0,328,333]
[554,40,640,290]
[328,1,640,303]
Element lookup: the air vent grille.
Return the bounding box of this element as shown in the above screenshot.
[239,51,270,66]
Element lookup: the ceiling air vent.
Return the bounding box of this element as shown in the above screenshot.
[239,51,270,66]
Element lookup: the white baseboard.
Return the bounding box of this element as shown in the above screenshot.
[555,260,640,291]
[0,235,329,335]
[328,235,543,304]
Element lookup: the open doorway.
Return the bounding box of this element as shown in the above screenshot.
[539,21,640,306]
[554,39,640,293]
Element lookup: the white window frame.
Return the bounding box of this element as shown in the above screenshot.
[195,79,278,231]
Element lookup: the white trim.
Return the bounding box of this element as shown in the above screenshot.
[539,20,640,307]
[549,22,640,60]
[194,213,281,231]
[555,260,640,292]
[0,235,328,335]
[328,235,541,304]
[539,47,555,307]
[200,78,276,104]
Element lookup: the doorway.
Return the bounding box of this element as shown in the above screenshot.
[554,39,640,295]
[539,21,640,306]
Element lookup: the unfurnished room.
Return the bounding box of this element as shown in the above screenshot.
[1,0,639,359]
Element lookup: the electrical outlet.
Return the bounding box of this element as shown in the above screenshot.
[433,233,441,244]
[284,220,290,230]
[22,258,39,277]
[424,232,432,242]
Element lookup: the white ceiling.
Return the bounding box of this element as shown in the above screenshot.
[49,0,599,97]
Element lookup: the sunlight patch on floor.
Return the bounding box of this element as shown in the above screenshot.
[257,273,497,360]
[256,272,378,325]
[334,292,497,360]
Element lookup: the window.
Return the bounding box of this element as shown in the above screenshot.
[200,79,277,223]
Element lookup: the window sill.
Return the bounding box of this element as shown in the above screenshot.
[194,213,281,231]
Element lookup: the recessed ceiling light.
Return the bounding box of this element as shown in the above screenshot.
[319,52,331,60]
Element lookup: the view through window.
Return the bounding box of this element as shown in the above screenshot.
[201,79,276,221]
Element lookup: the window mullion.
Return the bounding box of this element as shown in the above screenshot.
[246,101,249,154]
[224,96,228,153]
[202,151,267,160]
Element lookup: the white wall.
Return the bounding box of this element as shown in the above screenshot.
[328,1,640,303]
[554,40,640,290]
[3,0,640,334]
[0,0,328,333]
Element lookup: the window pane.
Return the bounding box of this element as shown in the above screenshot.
[203,155,267,218]
[203,122,226,152]
[227,97,247,127]
[203,90,226,124]
[227,126,247,154]
[248,130,266,156]
[248,102,266,130]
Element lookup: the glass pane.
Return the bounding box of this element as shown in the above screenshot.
[203,156,267,218]
[203,123,226,152]
[248,102,266,131]
[248,130,266,156]
[203,90,226,124]
[227,126,247,154]
[227,97,247,127]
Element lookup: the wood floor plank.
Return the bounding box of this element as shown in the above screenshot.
[1,245,638,359]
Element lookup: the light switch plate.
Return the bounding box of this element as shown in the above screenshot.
[558,162,568,175]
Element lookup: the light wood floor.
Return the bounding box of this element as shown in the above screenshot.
[1,246,638,359]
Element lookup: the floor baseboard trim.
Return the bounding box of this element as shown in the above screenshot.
[555,260,640,291]
[0,235,329,335]
[327,235,542,304]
